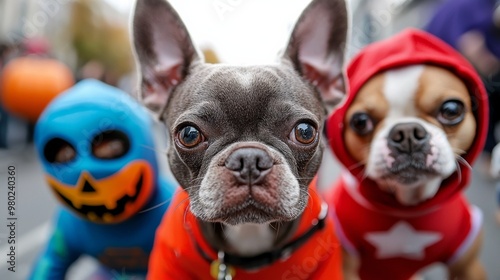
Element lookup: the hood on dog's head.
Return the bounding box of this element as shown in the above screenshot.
[327,29,489,211]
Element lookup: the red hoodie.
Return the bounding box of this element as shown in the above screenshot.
[325,29,488,279]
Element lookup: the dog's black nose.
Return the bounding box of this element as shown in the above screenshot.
[225,148,273,185]
[388,122,429,153]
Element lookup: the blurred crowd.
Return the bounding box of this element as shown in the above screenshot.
[0,0,135,151]
[0,0,224,151]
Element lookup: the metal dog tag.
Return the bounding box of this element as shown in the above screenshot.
[210,251,235,280]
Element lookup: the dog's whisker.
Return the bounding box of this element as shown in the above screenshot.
[455,155,472,171]
[220,222,229,237]
[189,176,205,184]
[272,222,283,241]
[359,167,369,182]
[174,196,192,213]
[380,177,395,193]
[453,156,470,184]
[182,185,199,193]
[299,188,314,211]
[139,198,173,214]
[269,223,277,231]
[139,144,168,154]
[182,202,192,227]
[452,148,467,155]
[347,159,366,172]
[305,187,318,198]
[295,177,316,181]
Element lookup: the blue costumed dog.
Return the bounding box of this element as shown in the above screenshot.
[30,79,176,279]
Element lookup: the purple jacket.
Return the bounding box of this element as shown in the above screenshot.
[426,0,500,58]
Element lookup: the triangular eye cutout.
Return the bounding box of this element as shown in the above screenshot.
[82,180,97,193]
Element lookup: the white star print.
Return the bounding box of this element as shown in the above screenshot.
[364,221,442,260]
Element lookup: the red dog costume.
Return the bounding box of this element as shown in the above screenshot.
[325,29,488,280]
[148,183,342,279]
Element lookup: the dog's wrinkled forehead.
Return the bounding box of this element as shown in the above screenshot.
[165,64,323,128]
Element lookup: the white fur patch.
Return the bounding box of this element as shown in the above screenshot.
[234,71,254,88]
[383,65,424,118]
[224,223,275,256]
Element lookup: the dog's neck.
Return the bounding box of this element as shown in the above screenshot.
[374,176,444,206]
[198,219,299,256]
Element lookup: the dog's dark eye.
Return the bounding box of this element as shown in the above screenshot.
[293,123,317,145]
[438,100,465,126]
[350,112,374,135]
[177,126,204,148]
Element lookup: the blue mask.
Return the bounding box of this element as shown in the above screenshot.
[35,79,159,223]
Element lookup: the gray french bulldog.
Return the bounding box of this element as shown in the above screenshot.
[132,0,348,278]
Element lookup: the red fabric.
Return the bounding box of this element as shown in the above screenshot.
[327,177,477,280]
[327,28,489,212]
[148,184,343,279]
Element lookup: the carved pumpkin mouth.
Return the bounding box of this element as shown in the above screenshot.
[46,160,154,223]
[53,173,144,222]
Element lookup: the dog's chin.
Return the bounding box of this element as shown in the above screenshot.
[214,206,281,226]
[370,166,450,205]
[381,168,440,187]
[190,198,307,226]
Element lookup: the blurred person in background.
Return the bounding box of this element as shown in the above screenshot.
[426,0,500,170]
[0,41,25,150]
[69,0,134,89]
[0,42,17,68]
[0,40,38,151]
[348,0,445,57]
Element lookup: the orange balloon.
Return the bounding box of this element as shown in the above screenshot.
[1,57,74,122]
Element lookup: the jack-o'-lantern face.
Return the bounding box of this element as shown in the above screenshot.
[34,80,161,224]
[46,160,154,223]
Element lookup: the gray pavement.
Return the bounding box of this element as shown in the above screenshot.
[0,144,498,279]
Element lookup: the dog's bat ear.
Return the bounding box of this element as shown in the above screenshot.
[132,0,200,116]
[284,0,349,113]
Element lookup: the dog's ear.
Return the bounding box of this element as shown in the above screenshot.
[132,0,200,115]
[284,0,349,112]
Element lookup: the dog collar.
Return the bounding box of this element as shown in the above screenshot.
[196,202,328,278]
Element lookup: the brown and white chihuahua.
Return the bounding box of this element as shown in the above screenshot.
[326,29,488,280]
